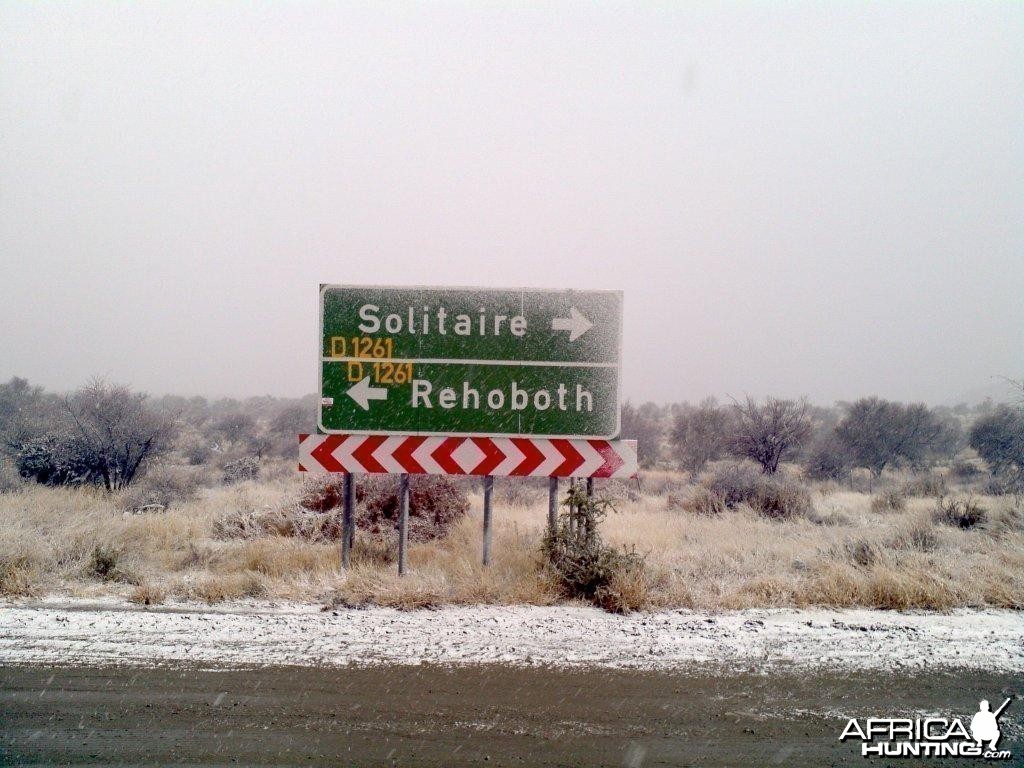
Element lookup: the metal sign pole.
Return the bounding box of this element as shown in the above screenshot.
[397,474,410,576]
[482,476,494,566]
[547,477,558,533]
[342,472,355,569]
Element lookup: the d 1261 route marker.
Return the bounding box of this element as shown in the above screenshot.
[319,285,623,438]
[299,434,638,479]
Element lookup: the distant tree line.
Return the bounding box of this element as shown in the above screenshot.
[2,375,1023,493]
[621,389,1023,491]
[0,377,316,490]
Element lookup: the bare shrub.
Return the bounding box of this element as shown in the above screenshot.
[62,380,175,490]
[542,484,647,613]
[359,475,469,542]
[118,466,202,513]
[701,462,813,519]
[212,412,259,447]
[728,397,812,475]
[222,456,260,484]
[0,376,57,451]
[870,488,906,514]
[933,497,987,530]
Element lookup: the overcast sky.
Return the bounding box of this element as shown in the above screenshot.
[1,2,1021,406]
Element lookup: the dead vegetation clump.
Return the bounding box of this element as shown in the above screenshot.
[933,497,987,530]
[698,462,813,519]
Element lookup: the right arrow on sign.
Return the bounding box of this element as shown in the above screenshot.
[347,376,388,411]
[551,307,593,341]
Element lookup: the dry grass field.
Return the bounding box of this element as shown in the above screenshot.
[2,465,1022,612]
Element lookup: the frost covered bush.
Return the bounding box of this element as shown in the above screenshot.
[222,456,260,484]
[701,461,813,519]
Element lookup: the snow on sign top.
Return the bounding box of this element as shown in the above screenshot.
[318,285,623,438]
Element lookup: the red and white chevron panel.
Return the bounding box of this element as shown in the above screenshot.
[298,434,638,479]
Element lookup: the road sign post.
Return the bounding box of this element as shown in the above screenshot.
[482,476,494,567]
[548,477,558,533]
[308,284,635,575]
[342,472,354,569]
[398,474,409,576]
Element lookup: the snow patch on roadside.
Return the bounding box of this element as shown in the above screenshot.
[0,600,1021,672]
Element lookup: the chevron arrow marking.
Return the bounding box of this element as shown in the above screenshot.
[299,434,637,477]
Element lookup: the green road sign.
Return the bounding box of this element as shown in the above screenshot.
[319,285,622,438]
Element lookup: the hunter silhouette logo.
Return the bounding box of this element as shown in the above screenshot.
[971,699,1009,750]
[839,697,1014,760]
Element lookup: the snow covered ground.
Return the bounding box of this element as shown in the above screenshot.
[1,599,1022,672]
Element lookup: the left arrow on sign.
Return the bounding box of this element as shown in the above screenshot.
[347,376,388,410]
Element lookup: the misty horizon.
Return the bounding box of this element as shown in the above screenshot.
[2,3,1021,406]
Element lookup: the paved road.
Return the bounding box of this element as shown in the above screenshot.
[1,663,1020,766]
